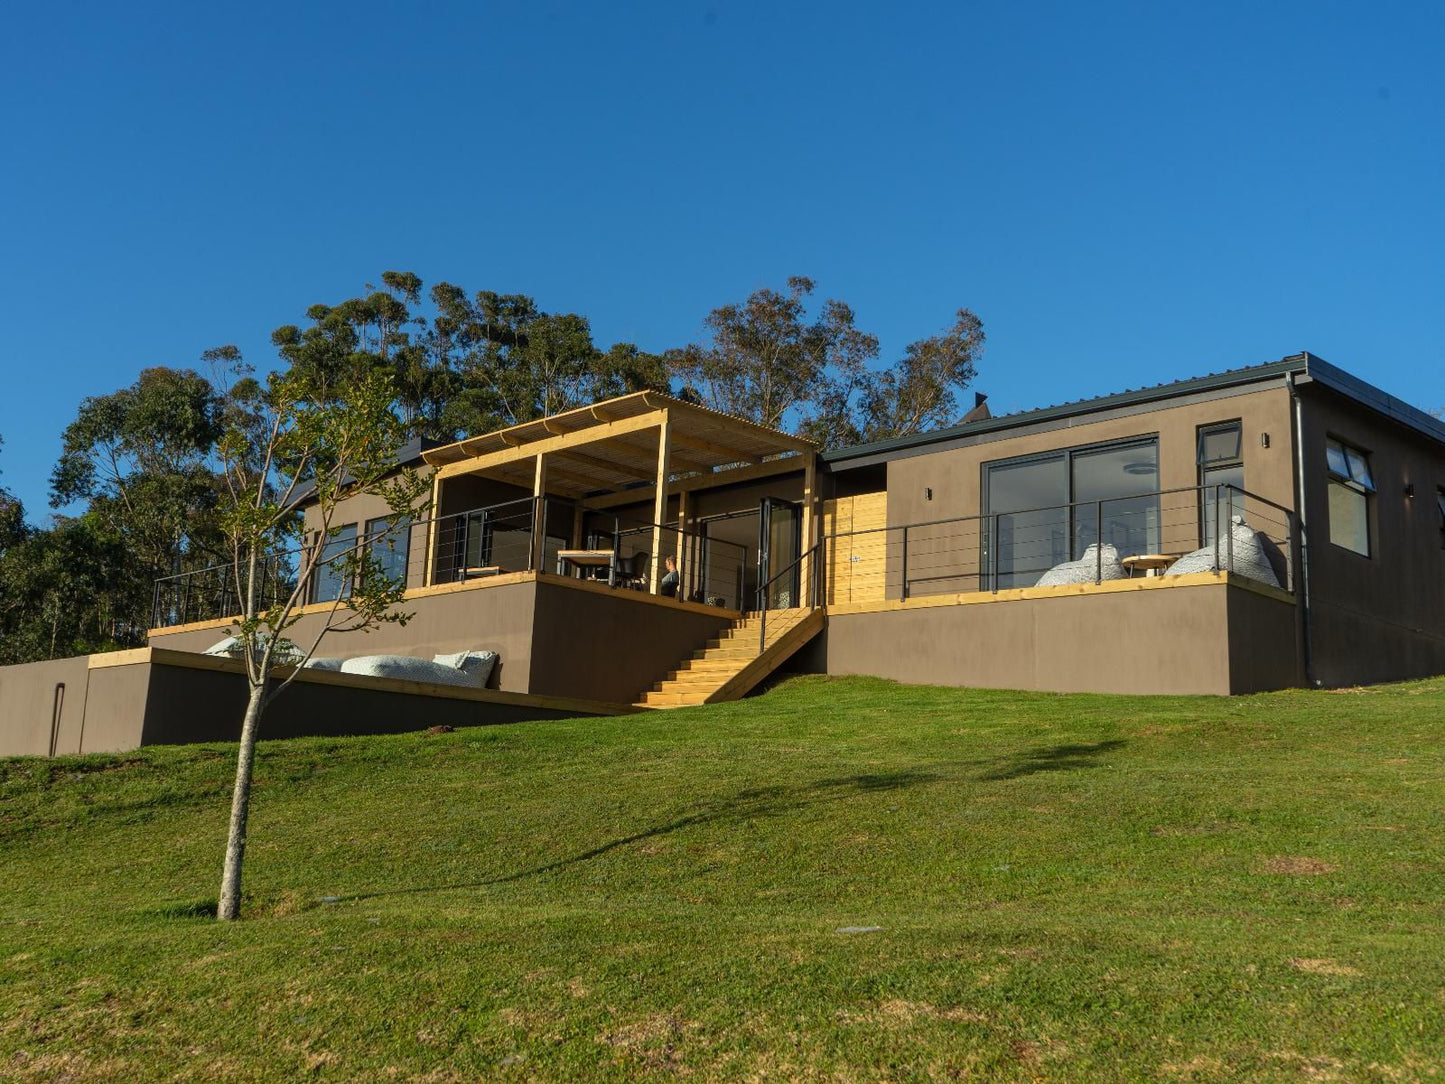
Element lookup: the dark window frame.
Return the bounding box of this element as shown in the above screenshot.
[364,514,412,588]
[312,522,359,603]
[1324,436,1374,559]
[1436,487,1445,550]
[1197,420,1245,542]
[980,433,1162,587]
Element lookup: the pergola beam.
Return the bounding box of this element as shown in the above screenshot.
[670,430,762,465]
[434,410,668,481]
[649,413,672,592]
[582,456,807,510]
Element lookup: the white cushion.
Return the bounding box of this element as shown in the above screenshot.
[1035,543,1126,587]
[339,654,482,688]
[203,636,241,656]
[301,657,345,671]
[1167,517,1281,587]
[432,650,499,686]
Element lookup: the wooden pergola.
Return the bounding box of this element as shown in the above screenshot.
[422,392,819,592]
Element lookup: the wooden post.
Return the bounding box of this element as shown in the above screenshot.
[677,488,692,599]
[570,500,585,550]
[531,454,549,571]
[649,413,671,592]
[800,451,817,604]
[423,470,442,587]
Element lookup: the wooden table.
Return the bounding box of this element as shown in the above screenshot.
[1122,554,1176,578]
[556,549,616,585]
[460,565,501,581]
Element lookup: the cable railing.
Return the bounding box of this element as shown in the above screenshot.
[608,523,748,610]
[823,484,1295,605]
[755,540,825,651]
[151,494,756,628]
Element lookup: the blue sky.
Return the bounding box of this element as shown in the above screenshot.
[2,1,1442,516]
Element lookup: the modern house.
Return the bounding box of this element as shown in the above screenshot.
[5,351,1444,756]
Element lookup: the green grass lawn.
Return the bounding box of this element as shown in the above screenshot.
[2,675,1443,1082]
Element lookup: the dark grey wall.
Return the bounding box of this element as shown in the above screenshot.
[137,663,591,747]
[1298,386,1445,686]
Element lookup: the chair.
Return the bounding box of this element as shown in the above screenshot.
[616,551,649,589]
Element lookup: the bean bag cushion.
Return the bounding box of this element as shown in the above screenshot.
[340,654,483,688]
[301,656,345,671]
[432,650,499,686]
[1166,517,1281,588]
[1035,543,1126,587]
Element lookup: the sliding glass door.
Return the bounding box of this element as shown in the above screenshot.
[1070,441,1160,559]
[984,437,1160,589]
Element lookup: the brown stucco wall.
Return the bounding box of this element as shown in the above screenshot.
[879,383,1297,597]
[80,663,152,754]
[0,656,92,757]
[527,579,736,704]
[145,576,738,706]
[1296,386,1445,685]
[816,581,1296,696]
[146,580,539,693]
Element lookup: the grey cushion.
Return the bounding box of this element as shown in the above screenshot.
[432,650,499,686]
[202,636,241,656]
[339,655,482,688]
[301,657,345,671]
[1035,543,1126,587]
[1166,517,1281,588]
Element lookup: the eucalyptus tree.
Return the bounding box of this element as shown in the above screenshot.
[49,365,231,642]
[670,277,984,448]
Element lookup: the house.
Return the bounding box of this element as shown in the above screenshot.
[5,351,1445,756]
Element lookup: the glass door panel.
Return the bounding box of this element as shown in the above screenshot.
[758,498,801,608]
[985,456,1068,589]
[1070,441,1160,559]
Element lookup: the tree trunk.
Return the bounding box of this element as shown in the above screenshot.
[217,679,268,921]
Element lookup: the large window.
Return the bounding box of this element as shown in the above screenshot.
[313,523,358,602]
[365,515,411,587]
[1198,421,1244,541]
[984,437,1160,588]
[1325,438,1373,557]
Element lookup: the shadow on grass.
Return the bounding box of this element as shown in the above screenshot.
[147,898,219,920]
[979,740,1126,780]
[330,769,941,904]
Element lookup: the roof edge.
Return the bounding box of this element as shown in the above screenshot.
[823,352,1445,465]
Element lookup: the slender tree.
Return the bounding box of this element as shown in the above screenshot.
[213,366,428,921]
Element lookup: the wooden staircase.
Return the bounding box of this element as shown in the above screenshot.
[637,607,825,708]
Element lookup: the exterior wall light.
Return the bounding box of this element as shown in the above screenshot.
[1260,432,1271,448]
[1404,483,1416,499]
[924,487,933,501]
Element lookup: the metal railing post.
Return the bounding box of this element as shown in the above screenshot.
[1095,499,1104,584]
[991,515,1000,593]
[1212,486,1221,572]
[1225,487,1235,575]
[900,524,909,600]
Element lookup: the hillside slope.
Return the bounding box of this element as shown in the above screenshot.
[2,676,1443,1082]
